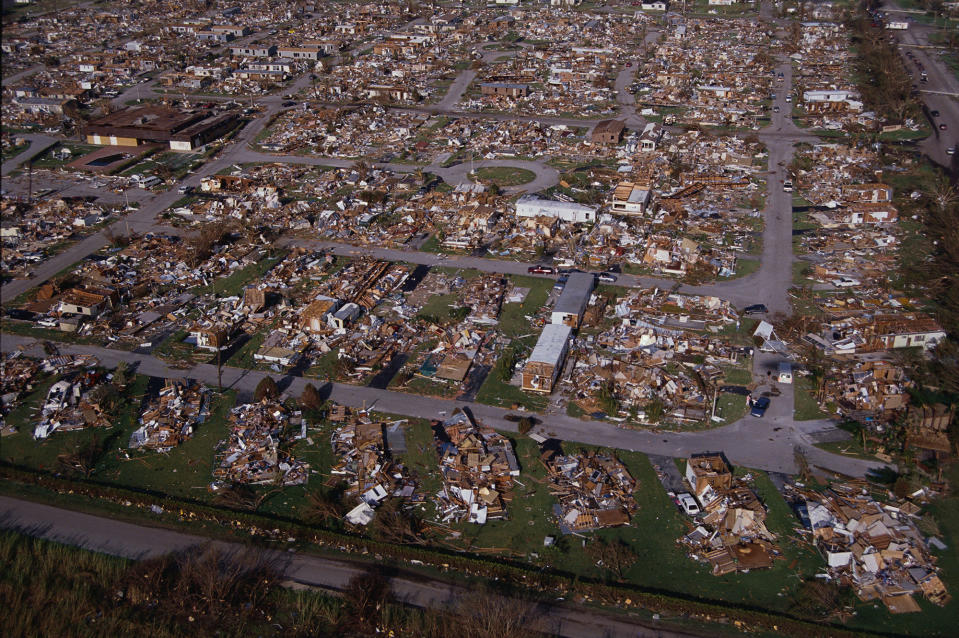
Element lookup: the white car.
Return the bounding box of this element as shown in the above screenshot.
[832,276,861,287]
[677,493,701,516]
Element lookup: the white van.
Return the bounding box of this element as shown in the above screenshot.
[134,175,161,188]
[778,362,793,384]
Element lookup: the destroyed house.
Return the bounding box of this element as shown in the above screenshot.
[610,181,652,217]
[685,454,731,507]
[300,297,341,332]
[481,82,528,97]
[551,273,594,328]
[58,288,109,317]
[522,323,573,393]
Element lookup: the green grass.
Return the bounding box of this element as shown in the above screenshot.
[471,166,536,187]
[721,257,760,280]
[498,275,553,337]
[96,389,236,499]
[813,438,879,462]
[1,140,30,161]
[1,375,150,472]
[191,252,286,297]
[475,348,549,413]
[28,142,98,169]
[0,320,106,346]
[793,375,829,421]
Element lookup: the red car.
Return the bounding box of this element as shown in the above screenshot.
[527,265,556,275]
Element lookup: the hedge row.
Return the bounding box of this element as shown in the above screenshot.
[0,463,877,638]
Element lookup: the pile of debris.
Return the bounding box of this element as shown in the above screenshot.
[33,368,112,440]
[431,411,519,524]
[542,446,638,533]
[789,482,950,613]
[678,454,780,575]
[129,379,209,452]
[0,353,42,436]
[328,405,418,526]
[212,399,309,487]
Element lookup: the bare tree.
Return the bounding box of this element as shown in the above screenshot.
[585,538,638,581]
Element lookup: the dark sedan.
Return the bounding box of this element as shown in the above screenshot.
[750,396,771,418]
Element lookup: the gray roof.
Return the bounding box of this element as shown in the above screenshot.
[554,273,594,316]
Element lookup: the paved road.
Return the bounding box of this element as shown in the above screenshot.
[0,63,44,87]
[0,333,889,478]
[0,495,699,638]
[884,3,959,167]
[0,133,58,177]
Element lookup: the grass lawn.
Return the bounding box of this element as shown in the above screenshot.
[813,438,879,462]
[1,320,106,347]
[498,275,553,337]
[793,375,829,421]
[191,251,286,298]
[471,166,536,188]
[96,389,237,500]
[28,142,98,170]
[1,140,30,161]
[419,234,441,253]
[390,374,461,399]
[1,375,150,473]
[721,257,759,280]
[475,344,549,413]
[226,330,266,370]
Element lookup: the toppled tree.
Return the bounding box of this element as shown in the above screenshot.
[371,499,427,545]
[341,570,392,635]
[585,538,638,581]
[442,584,540,638]
[305,483,347,526]
[254,376,279,402]
[56,435,105,478]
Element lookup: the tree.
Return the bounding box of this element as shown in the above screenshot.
[305,484,347,525]
[56,435,105,478]
[442,584,540,638]
[342,570,392,635]
[299,383,324,412]
[254,376,279,402]
[584,538,637,581]
[498,346,517,383]
[517,417,534,435]
[370,499,426,545]
[112,361,130,387]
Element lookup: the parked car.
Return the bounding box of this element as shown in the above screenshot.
[596,272,617,283]
[528,265,556,275]
[743,304,768,315]
[931,110,940,117]
[558,268,583,275]
[947,146,956,156]
[750,396,771,418]
[939,123,948,131]
[677,493,701,516]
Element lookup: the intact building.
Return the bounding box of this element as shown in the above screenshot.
[591,119,625,144]
[85,106,240,151]
[522,323,573,393]
[551,273,594,328]
[515,195,597,223]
